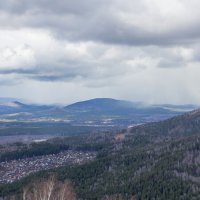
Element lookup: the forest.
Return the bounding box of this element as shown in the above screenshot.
[1,109,200,199]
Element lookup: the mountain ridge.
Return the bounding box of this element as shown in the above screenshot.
[0,98,198,126]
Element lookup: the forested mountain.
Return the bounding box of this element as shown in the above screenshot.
[0,98,196,128]
[65,98,194,116]
[1,109,200,199]
[130,108,200,137]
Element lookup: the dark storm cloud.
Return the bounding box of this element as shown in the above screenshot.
[0,65,85,80]
[1,0,200,46]
[0,0,104,15]
[30,75,73,82]
[0,57,112,82]
[0,69,37,75]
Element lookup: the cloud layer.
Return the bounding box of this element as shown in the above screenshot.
[0,0,200,104]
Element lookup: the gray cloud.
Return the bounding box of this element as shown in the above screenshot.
[0,0,200,104]
[1,0,200,46]
[0,0,100,14]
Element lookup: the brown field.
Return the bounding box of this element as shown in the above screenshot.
[114,133,125,141]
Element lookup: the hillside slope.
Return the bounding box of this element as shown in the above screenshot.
[1,109,200,199]
[65,98,182,115]
[130,108,200,137]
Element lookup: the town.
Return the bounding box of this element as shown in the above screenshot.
[0,150,96,184]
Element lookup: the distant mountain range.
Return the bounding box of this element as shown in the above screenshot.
[0,98,198,126]
[65,98,197,114]
[0,101,52,115]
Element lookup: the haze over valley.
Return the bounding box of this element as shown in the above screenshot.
[0,98,197,145]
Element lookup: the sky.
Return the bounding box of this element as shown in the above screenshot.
[0,0,200,105]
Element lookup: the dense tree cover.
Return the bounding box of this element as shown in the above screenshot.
[0,143,69,162]
[0,122,116,136]
[1,134,200,199]
[0,133,113,162]
[130,108,200,138]
[2,110,200,199]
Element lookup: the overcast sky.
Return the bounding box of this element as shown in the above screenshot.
[0,0,200,104]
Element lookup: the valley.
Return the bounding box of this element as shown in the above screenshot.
[0,98,195,144]
[0,99,200,199]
